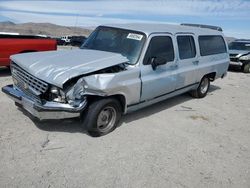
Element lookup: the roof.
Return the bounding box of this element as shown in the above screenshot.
[104,23,223,36]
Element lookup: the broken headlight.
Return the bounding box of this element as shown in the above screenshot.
[49,86,66,103]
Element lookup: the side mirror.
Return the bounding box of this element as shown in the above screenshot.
[150,57,167,70]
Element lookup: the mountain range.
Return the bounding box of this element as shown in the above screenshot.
[0,21,92,37]
[0,21,236,43]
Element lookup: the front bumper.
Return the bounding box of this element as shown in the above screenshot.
[229,61,243,67]
[2,85,87,120]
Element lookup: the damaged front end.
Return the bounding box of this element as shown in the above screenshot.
[2,62,129,120]
[63,63,128,109]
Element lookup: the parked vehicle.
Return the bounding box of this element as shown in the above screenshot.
[70,36,87,47]
[58,36,87,46]
[2,23,229,136]
[228,39,250,73]
[0,35,57,67]
[55,37,65,45]
[60,36,71,45]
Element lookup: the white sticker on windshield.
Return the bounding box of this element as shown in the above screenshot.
[245,44,250,47]
[127,33,143,41]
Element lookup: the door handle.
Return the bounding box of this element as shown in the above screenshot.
[193,60,199,65]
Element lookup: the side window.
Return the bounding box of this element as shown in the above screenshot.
[199,35,227,56]
[177,36,196,59]
[143,36,174,65]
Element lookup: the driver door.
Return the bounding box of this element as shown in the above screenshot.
[140,34,178,101]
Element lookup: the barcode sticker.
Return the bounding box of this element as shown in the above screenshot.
[127,33,143,41]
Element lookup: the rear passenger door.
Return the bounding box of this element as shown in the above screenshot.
[140,34,177,101]
[175,34,198,89]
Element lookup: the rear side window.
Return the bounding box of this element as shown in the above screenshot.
[143,36,174,65]
[199,35,227,56]
[177,36,196,59]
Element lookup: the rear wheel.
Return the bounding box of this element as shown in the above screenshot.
[190,76,210,98]
[81,98,122,137]
[243,63,250,73]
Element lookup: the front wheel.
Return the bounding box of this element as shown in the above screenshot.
[81,98,122,137]
[190,76,210,98]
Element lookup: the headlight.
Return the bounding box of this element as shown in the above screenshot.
[239,55,250,61]
[50,86,66,103]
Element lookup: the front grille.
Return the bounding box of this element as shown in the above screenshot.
[230,53,238,58]
[11,62,49,102]
[230,57,239,62]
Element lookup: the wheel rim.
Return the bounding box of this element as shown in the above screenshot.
[200,78,209,94]
[97,106,117,132]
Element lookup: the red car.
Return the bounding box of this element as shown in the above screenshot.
[0,35,57,67]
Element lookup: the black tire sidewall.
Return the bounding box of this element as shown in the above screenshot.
[82,98,122,136]
[197,77,210,98]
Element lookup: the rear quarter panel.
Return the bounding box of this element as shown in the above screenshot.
[196,53,229,82]
[196,36,229,81]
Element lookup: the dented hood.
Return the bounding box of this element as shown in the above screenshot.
[10,49,128,88]
[229,50,250,56]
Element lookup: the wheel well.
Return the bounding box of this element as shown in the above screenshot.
[87,94,126,113]
[205,72,216,81]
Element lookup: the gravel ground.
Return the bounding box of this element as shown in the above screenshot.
[0,67,249,188]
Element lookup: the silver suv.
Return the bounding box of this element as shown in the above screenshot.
[2,24,229,136]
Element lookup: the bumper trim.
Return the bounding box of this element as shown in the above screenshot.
[2,85,87,120]
[229,61,243,66]
[2,84,22,101]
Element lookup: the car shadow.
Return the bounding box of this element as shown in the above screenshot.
[0,67,11,77]
[17,107,86,134]
[120,85,221,125]
[209,84,221,93]
[227,67,242,73]
[35,118,86,134]
[19,84,221,135]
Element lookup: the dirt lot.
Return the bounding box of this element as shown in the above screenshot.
[0,67,249,188]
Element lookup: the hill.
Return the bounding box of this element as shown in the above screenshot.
[0,21,237,43]
[0,21,92,37]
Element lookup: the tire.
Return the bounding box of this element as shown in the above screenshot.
[243,63,250,73]
[190,76,210,98]
[81,98,122,137]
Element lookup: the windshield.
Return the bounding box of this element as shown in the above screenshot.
[229,42,250,51]
[81,26,146,64]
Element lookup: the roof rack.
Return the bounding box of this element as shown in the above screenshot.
[180,23,223,32]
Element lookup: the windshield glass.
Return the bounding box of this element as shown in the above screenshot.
[81,26,146,64]
[229,42,250,51]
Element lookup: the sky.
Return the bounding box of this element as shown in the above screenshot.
[0,0,249,38]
